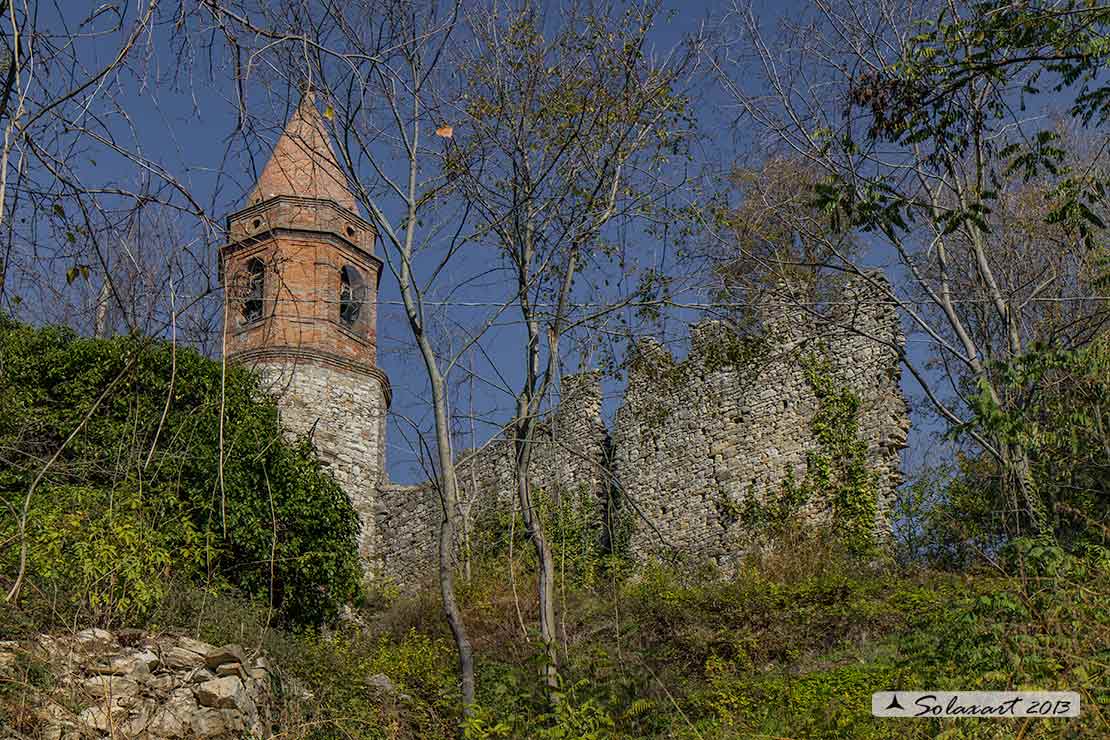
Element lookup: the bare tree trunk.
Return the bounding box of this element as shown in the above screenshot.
[392,59,475,706]
[94,278,111,338]
[1003,442,1047,537]
[427,367,476,710]
[514,407,559,696]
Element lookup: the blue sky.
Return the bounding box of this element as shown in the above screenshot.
[9,0,977,484]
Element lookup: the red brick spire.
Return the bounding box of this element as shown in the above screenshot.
[248,86,358,213]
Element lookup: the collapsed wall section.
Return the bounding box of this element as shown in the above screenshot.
[451,372,612,552]
[371,372,611,586]
[455,372,610,512]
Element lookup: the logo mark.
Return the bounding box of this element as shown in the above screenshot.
[872,691,1081,718]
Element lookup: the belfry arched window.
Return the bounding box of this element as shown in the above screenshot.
[242,258,265,323]
[339,265,366,327]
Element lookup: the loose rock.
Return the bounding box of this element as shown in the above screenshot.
[194,676,247,710]
[7,629,273,738]
[205,644,247,670]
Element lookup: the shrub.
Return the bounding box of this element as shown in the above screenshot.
[954,339,1110,558]
[0,318,361,626]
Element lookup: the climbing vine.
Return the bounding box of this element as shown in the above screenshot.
[739,353,879,555]
[795,355,878,554]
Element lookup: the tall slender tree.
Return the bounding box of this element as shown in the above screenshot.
[451,0,696,696]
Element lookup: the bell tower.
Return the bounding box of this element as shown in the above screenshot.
[220,87,390,566]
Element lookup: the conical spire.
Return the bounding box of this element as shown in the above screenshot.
[248,87,358,213]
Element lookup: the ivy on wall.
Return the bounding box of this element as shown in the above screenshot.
[801,355,879,554]
[624,324,884,557]
[737,353,879,556]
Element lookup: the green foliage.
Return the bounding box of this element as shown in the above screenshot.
[352,539,1104,739]
[472,483,613,591]
[464,682,615,740]
[833,1,1109,249]
[799,358,879,555]
[0,318,361,626]
[545,485,610,590]
[697,332,768,376]
[282,628,458,738]
[892,462,1000,568]
[463,547,1106,739]
[24,483,201,620]
[7,535,1103,739]
[953,339,1110,557]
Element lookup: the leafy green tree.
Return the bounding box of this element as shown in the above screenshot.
[0,317,361,626]
[959,338,1109,557]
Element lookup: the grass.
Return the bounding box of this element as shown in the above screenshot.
[1,533,1107,739]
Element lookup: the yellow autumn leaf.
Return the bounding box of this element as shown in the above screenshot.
[324,105,334,120]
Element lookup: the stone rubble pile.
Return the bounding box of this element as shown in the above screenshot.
[0,628,273,738]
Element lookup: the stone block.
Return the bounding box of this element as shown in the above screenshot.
[194,675,247,710]
[205,644,247,670]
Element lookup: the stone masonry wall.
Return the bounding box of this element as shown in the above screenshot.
[253,360,388,564]
[455,372,611,514]
[611,274,909,566]
[825,276,912,536]
[365,279,908,582]
[257,277,908,584]
[371,481,439,585]
[612,325,817,565]
[370,373,611,585]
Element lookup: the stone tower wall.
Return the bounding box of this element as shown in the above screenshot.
[223,90,392,582]
[251,359,388,565]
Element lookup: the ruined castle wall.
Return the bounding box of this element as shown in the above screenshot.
[612,275,908,566]
[372,481,440,585]
[612,326,820,565]
[253,360,388,564]
[825,277,911,537]
[369,373,612,585]
[454,372,611,514]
